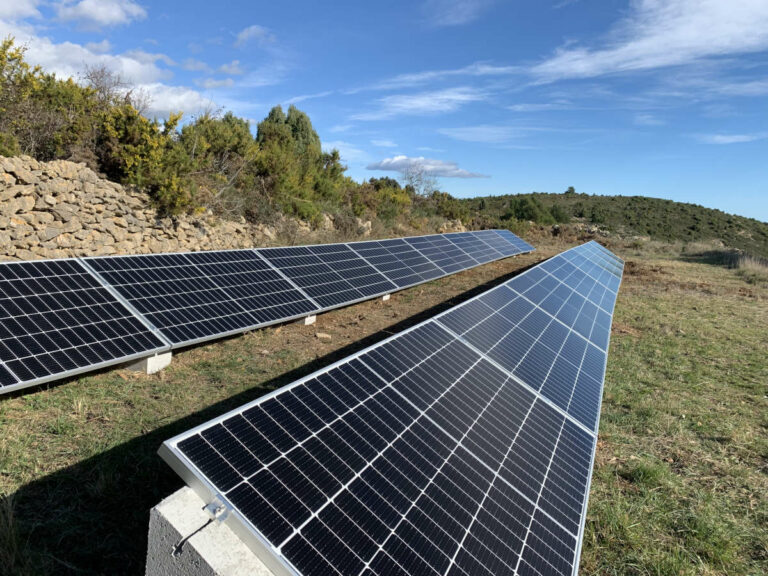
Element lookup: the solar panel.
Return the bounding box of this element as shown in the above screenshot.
[348,239,444,289]
[403,235,478,274]
[443,232,503,264]
[160,240,622,576]
[257,245,397,309]
[0,259,168,393]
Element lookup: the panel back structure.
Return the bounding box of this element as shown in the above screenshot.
[159,241,623,576]
[0,259,169,394]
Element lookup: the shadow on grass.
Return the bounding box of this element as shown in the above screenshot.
[2,261,541,576]
[679,249,739,268]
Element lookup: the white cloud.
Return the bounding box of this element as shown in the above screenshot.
[85,39,112,53]
[218,60,245,75]
[367,155,487,178]
[197,78,235,90]
[354,87,484,120]
[0,0,40,20]
[533,0,768,81]
[182,58,210,72]
[634,113,665,126]
[423,0,495,26]
[140,83,214,118]
[235,24,275,47]
[371,139,397,148]
[696,132,768,144]
[57,0,147,29]
[322,140,369,164]
[0,26,172,84]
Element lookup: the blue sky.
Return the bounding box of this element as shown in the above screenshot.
[1,0,767,222]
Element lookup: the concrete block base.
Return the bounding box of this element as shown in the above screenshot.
[298,314,316,326]
[381,294,391,301]
[128,351,173,375]
[146,487,272,576]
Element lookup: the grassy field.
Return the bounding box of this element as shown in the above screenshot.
[0,239,765,575]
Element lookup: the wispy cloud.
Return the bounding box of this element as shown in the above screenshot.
[323,140,370,164]
[423,0,495,27]
[218,60,244,75]
[349,62,518,93]
[696,131,768,144]
[533,0,768,82]
[235,24,275,48]
[507,100,573,112]
[367,155,488,178]
[182,58,210,72]
[284,90,334,105]
[57,0,147,29]
[353,87,485,121]
[439,125,523,144]
[197,78,234,90]
[634,113,665,126]
[371,139,397,148]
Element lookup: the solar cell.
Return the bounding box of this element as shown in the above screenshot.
[0,259,168,393]
[160,240,622,576]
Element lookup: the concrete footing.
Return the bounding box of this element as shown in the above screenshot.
[128,351,173,374]
[382,294,391,301]
[299,314,316,325]
[146,487,273,576]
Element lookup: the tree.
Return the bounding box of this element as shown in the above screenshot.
[564,186,576,195]
[400,163,437,197]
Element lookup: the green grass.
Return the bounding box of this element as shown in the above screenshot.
[581,245,768,575]
[0,242,765,575]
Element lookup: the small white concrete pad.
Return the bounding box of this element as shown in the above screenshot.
[381,294,391,301]
[299,314,316,325]
[128,351,172,374]
[146,487,273,576]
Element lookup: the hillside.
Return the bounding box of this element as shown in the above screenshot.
[463,192,768,257]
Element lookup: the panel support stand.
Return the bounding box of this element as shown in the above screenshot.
[146,486,273,576]
[381,294,391,301]
[298,314,316,326]
[128,351,173,375]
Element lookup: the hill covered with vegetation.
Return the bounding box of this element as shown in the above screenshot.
[1,37,766,257]
[462,190,768,257]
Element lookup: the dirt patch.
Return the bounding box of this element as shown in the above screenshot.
[624,260,666,278]
[612,322,640,337]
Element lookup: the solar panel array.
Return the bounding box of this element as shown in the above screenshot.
[0,230,532,394]
[160,241,623,576]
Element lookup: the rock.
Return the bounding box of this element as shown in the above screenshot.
[8,166,37,185]
[0,173,15,186]
[315,332,332,341]
[44,194,57,206]
[320,213,335,231]
[39,227,64,242]
[51,203,78,222]
[7,195,35,214]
